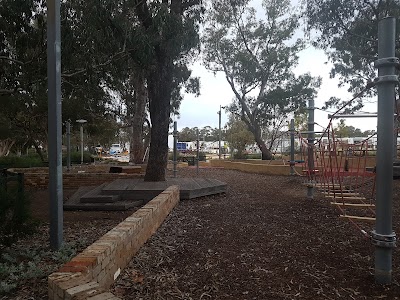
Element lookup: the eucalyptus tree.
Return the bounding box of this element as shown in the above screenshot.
[0,0,49,158]
[179,127,199,141]
[203,0,320,160]
[131,0,202,181]
[304,0,400,111]
[0,0,123,158]
[225,115,255,158]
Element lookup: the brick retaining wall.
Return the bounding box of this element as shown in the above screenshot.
[8,166,145,189]
[210,160,303,175]
[48,185,179,300]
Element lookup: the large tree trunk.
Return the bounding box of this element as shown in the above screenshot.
[254,134,272,160]
[130,73,147,164]
[32,139,45,162]
[144,56,173,181]
[243,114,273,160]
[0,138,15,156]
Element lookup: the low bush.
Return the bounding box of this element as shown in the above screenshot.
[63,151,92,165]
[245,153,262,159]
[0,179,37,247]
[0,155,44,169]
[0,240,87,295]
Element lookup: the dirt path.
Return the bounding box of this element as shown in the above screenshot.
[3,167,400,299]
[111,168,400,299]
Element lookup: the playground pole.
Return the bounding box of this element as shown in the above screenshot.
[218,105,222,159]
[373,16,397,284]
[173,121,178,178]
[290,119,295,175]
[307,99,315,199]
[47,0,63,250]
[196,129,200,176]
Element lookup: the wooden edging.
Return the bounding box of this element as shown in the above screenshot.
[339,215,376,222]
[330,202,375,207]
[48,185,180,300]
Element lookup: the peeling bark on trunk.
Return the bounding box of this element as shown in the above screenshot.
[130,73,147,164]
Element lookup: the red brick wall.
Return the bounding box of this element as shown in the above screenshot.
[9,167,144,189]
[48,185,180,300]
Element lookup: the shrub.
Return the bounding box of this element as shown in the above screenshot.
[0,240,87,295]
[63,151,92,165]
[245,153,262,159]
[0,175,37,247]
[199,152,207,161]
[233,152,247,159]
[0,155,44,169]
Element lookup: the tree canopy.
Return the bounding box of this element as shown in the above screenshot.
[304,0,400,111]
[225,115,254,158]
[0,0,202,178]
[203,0,321,159]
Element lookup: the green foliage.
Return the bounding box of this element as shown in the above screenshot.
[0,182,37,247]
[199,152,207,161]
[64,151,93,165]
[245,153,262,159]
[0,239,87,295]
[0,154,44,168]
[304,0,400,111]
[203,0,321,159]
[225,116,255,157]
[178,126,222,142]
[51,240,86,264]
[333,119,375,138]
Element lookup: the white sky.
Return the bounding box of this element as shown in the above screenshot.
[176,1,378,133]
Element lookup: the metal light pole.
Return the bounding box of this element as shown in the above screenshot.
[173,121,178,178]
[76,119,87,164]
[66,121,71,171]
[218,105,226,160]
[218,106,222,159]
[196,128,200,176]
[47,0,63,250]
[290,119,295,176]
[307,99,315,199]
[372,16,397,285]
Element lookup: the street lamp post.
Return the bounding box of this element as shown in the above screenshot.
[218,105,226,160]
[76,119,87,164]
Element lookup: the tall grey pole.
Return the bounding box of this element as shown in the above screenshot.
[394,116,398,160]
[218,105,222,159]
[290,119,295,175]
[47,0,63,250]
[80,124,84,164]
[66,121,71,171]
[372,17,397,285]
[307,99,315,199]
[173,121,178,178]
[196,129,200,176]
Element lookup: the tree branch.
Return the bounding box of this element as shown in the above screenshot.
[62,51,129,78]
[133,0,152,29]
[0,56,24,65]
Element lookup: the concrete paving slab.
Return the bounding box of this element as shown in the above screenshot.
[64,177,227,211]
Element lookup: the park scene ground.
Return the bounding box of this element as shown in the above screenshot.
[1,166,399,300]
[2,1,400,299]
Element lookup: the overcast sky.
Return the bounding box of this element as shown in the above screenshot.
[175,1,378,133]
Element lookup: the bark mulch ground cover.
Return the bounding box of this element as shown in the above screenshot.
[1,167,400,299]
